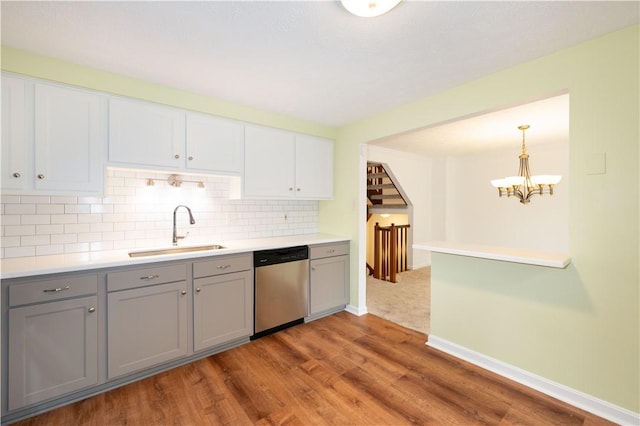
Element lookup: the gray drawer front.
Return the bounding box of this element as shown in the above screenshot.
[193,254,252,278]
[309,242,349,259]
[9,275,98,307]
[107,263,187,292]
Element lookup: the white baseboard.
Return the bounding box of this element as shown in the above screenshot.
[345,304,367,316]
[427,335,640,426]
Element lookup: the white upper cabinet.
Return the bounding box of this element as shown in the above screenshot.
[244,125,296,198]
[295,134,333,200]
[1,76,28,191]
[186,113,243,174]
[109,97,185,169]
[1,75,105,195]
[34,83,105,193]
[243,125,333,199]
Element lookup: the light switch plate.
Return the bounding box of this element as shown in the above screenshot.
[586,152,606,175]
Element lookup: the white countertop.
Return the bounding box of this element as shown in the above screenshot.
[1,234,350,279]
[413,240,571,269]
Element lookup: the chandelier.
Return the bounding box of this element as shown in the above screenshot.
[490,125,561,204]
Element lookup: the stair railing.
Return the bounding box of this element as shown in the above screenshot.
[373,222,411,283]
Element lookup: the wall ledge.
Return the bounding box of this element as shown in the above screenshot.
[426,335,639,425]
[413,241,570,268]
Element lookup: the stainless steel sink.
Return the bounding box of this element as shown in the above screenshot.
[128,245,225,258]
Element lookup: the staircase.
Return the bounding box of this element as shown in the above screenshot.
[367,162,412,283]
[367,162,409,215]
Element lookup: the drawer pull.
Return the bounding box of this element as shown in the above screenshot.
[140,275,160,280]
[196,287,201,293]
[327,249,336,254]
[43,285,70,293]
[181,290,187,296]
[88,307,96,313]
[216,264,231,270]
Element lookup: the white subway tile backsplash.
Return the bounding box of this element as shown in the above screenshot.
[5,225,35,236]
[21,235,50,246]
[6,246,36,258]
[1,169,319,258]
[5,204,36,215]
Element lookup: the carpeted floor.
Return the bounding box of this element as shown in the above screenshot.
[366,267,431,335]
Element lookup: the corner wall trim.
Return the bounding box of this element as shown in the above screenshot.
[345,304,367,316]
[427,335,639,426]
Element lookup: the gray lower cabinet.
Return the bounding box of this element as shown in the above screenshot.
[107,264,188,379]
[6,275,99,411]
[193,254,253,351]
[309,242,350,316]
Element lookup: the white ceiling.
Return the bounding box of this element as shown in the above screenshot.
[369,93,570,156]
[1,1,638,154]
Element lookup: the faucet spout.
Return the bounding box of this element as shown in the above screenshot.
[173,205,196,245]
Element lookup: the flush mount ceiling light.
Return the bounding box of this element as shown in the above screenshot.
[340,0,402,17]
[490,125,562,205]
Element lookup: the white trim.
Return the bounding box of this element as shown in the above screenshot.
[345,304,367,316]
[427,335,640,426]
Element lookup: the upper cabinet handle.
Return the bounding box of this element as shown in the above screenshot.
[37,174,45,180]
[12,172,21,178]
[43,285,70,293]
[174,154,180,159]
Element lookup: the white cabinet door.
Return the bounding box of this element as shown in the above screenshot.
[193,269,253,351]
[109,98,185,169]
[244,125,295,198]
[34,83,105,193]
[8,296,98,410]
[295,134,333,199]
[1,76,28,191]
[310,255,349,315]
[186,113,244,174]
[107,281,188,378]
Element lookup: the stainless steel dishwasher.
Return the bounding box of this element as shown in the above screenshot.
[252,246,309,339]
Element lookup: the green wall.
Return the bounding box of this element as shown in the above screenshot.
[2,24,638,412]
[326,25,639,412]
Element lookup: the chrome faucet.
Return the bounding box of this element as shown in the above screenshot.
[172,205,196,245]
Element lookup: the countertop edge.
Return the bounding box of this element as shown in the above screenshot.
[413,241,571,269]
[1,234,351,279]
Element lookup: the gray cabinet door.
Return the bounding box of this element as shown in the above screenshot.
[310,255,349,315]
[193,270,253,351]
[107,281,188,378]
[8,296,98,410]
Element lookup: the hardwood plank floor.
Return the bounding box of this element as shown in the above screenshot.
[14,312,615,425]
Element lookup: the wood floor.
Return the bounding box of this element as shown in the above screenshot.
[15,312,614,426]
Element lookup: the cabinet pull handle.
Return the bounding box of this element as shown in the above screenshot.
[216,264,231,270]
[196,287,201,293]
[289,187,293,191]
[297,188,301,192]
[43,285,70,293]
[37,174,45,180]
[88,307,96,313]
[140,275,160,280]
[311,267,316,271]
[12,172,21,178]
[188,156,193,161]
[327,249,335,254]
[174,154,180,159]
[181,290,187,295]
